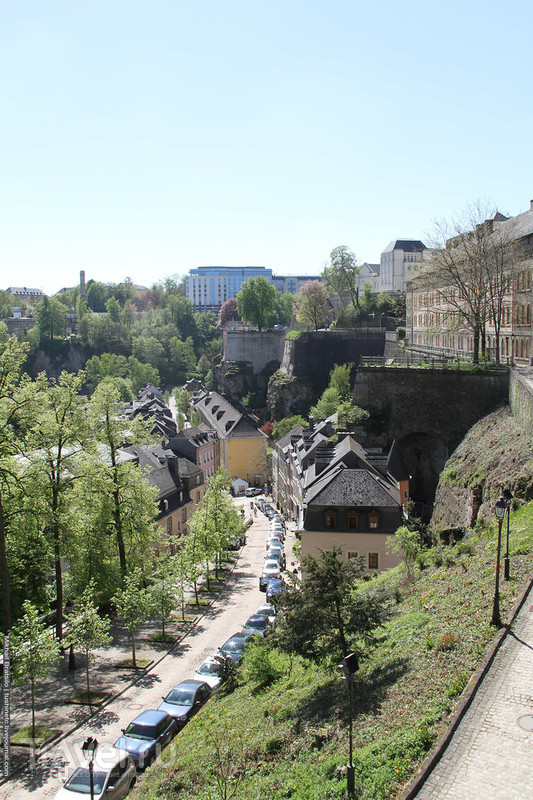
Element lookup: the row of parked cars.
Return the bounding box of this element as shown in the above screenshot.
[258,503,287,598]
[54,498,283,799]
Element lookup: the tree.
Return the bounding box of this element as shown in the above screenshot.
[24,370,90,640]
[113,569,153,667]
[310,387,341,421]
[217,298,240,329]
[0,336,32,631]
[322,245,361,312]
[389,525,423,582]
[423,204,517,363]
[295,280,330,331]
[169,336,196,384]
[67,583,111,705]
[329,363,353,399]
[272,415,308,441]
[236,277,276,331]
[267,291,295,328]
[105,297,121,322]
[85,382,158,582]
[150,552,178,639]
[35,296,66,339]
[274,548,387,663]
[11,600,61,758]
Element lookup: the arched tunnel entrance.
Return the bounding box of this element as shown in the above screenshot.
[395,432,448,522]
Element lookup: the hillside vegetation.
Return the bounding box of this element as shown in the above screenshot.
[131,499,533,800]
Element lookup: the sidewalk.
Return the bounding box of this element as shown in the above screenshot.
[400,576,533,799]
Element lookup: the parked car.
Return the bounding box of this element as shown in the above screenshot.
[245,487,262,496]
[260,561,281,591]
[113,709,177,770]
[256,602,276,624]
[228,533,246,550]
[158,679,211,727]
[266,578,284,599]
[267,546,286,569]
[54,746,136,799]
[241,614,270,637]
[266,536,283,551]
[193,653,233,692]
[219,634,252,664]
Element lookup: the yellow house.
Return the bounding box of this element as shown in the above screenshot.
[192,391,267,486]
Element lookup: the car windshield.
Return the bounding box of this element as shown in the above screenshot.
[245,618,267,629]
[221,639,245,652]
[164,688,195,705]
[64,768,107,794]
[198,662,223,676]
[124,722,157,739]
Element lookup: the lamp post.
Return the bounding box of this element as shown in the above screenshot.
[502,489,513,581]
[81,737,98,800]
[338,652,359,798]
[491,495,510,627]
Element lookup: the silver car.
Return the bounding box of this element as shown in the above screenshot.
[54,746,136,799]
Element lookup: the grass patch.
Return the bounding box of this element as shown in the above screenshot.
[130,501,533,800]
[116,658,153,669]
[9,727,60,747]
[150,632,177,643]
[67,690,110,705]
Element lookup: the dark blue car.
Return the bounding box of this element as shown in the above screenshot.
[266,578,284,599]
[113,709,178,770]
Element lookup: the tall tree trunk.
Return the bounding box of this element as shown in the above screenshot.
[0,493,12,633]
[54,526,63,642]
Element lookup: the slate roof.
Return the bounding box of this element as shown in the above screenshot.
[382,239,426,254]
[192,391,264,440]
[306,467,399,508]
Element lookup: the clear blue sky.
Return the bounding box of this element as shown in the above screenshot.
[2,0,532,296]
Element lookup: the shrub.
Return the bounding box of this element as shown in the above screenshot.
[434,633,458,652]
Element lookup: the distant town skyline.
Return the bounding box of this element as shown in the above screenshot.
[2,1,532,297]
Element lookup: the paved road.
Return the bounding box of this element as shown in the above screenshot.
[411,581,533,800]
[3,496,293,799]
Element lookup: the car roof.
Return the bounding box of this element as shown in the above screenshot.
[245,614,268,623]
[130,709,170,724]
[171,679,208,691]
[79,746,132,771]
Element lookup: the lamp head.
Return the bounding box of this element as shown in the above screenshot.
[494,496,507,519]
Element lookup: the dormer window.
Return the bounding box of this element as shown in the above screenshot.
[347,514,359,530]
[324,511,337,529]
[368,512,380,530]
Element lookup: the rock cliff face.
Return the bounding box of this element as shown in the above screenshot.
[26,345,90,380]
[431,407,533,535]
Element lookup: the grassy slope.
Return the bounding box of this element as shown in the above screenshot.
[131,501,533,800]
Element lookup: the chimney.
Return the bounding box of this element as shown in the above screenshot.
[80,270,86,300]
[530,199,533,211]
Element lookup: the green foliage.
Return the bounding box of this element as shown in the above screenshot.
[241,639,289,689]
[68,583,111,703]
[113,568,153,668]
[389,526,423,580]
[310,387,341,421]
[272,415,308,441]
[236,277,277,331]
[295,280,329,331]
[328,363,353,398]
[322,245,360,313]
[35,296,67,339]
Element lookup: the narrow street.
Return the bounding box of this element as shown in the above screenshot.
[3,497,293,799]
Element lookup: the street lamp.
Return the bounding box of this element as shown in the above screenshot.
[501,489,513,581]
[338,652,359,798]
[491,494,511,627]
[81,737,98,800]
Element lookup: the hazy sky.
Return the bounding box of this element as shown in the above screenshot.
[2,1,532,296]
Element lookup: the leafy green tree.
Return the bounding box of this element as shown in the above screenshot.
[149,552,178,639]
[0,336,32,631]
[295,280,330,331]
[337,401,370,429]
[197,354,210,379]
[105,297,121,322]
[322,245,361,312]
[68,583,111,705]
[24,370,90,640]
[310,387,341,421]
[11,600,61,756]
[169,336,196,384]
[35,296,66,339]
[132,335,165,373]
[274,548,387,663]
[267,291,295,328]
[272,415,308,442]
[86,382,158,580]
[128,357,160,395]
[113,568,153,668]
[167,294,197,340]
[236,277,276,331]
[0,290,14,318]
[329,363,353,399]
[389,525,423,581]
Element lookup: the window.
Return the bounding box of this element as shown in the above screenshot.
[347,551,358,559]
[182,509,187,522]
[347,515,359,530]
[167,517,172,533]
[324,513,336,529]
[368,552,379,570]
[196,491,201,503]
[368,513,380,530]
